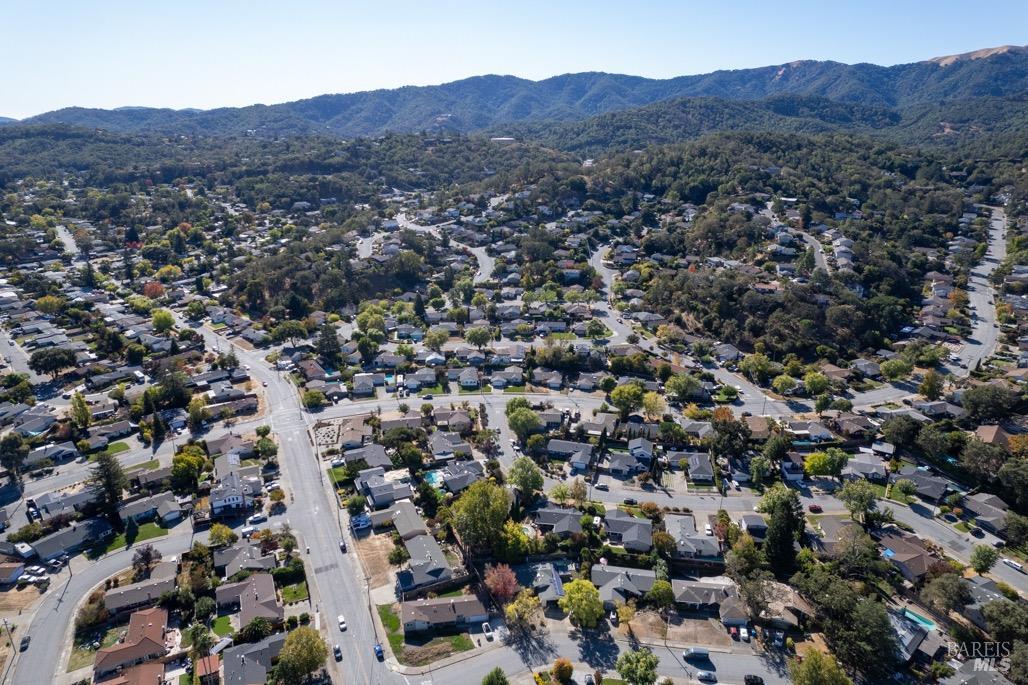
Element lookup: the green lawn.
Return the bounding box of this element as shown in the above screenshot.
[502,385,527,393]
[98,522,169,554]
[418,384,445,396]
[89,441,131,461]
[212,615,233,637]
[547,332,576,340]
[179,674,192,685]
[459,384,492,394]
[281,581,309,603]
[954,521,972,533]
[377,604,404,655]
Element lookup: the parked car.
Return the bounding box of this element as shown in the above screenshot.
[595,483,609,491]
[808,504,822,513]
[623,498,638,505]
[482,623,493,641]
[696,671,717,683]
[338,615,347,631]
[247,513,268,525]
[740,626,750,641]
[744,676,765,685]
[333,644,342,661]
[373,643,384,660]
[19,636,29,651]
[704,523,713,536]
[1002,558,1024,573]
[730,626,739,639]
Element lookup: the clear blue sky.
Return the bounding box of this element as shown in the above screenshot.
[5,0,1026,118]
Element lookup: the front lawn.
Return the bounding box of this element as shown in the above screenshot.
[96,522,169,554]
[67,625,124,671]
[418,384,445,396]
[459,384,492,394]
[502,385,527,393]
[281,581,309,603]
[376,602,474,666]
[125,459,160,473]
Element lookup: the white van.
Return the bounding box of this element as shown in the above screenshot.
[1002,558,1024,573]
[684,647,709,659]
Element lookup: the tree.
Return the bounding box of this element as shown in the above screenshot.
[347,495,367,515]
[970,544,999,574]
[665,373,700,403]
[90,452,127,517]
[208,523,238,547]
[71,392,92,430]
[764,499,800,576]
[962,384,1018,422]
[645,579,674,612]
[131,544,162,577]
[172,447,206,490]
[0,434,28,485]
[772,374,797,395]
[302,390,326,409]
[151,309,174,334]
[916,423,950,460]
[549,482,570,505]
[271,319,308,345]
[710,410,751,460]
[316,324,341,368]
[423,329,449,352]
[762,433,792,462]
[838,479,878,525]
[35,294,65,315]
[640,391,665,420]
[569,477,587,505]
[789,650,853,685]
[615,647,660,685]
[962,439,1007,479]
[484,563,520,603]
[610,383,644,419]
[725,534,765,581]
[881,415,920,448]
[187,395,209,431]
[893,479,917,499]
[559,579,603,628]
[831,599,899,681]
[749,454,772,486]
[275,625,327,684]
[507,456,543,494]
[740,352,774,384]
[256,437,278,459]
[983,599,1028,644]
[804,448,847,480]
[551,657,574,684]
[238,616,274,643]
[495,519,530,562]
[194,596,216,624]
[464,326,492,349]
[507,407,542,442]
[451,480,509,553]
[921,573,971,614]
[186,622,214,660]
[880,358,913,381]
[482,668,510,685]
[919,369,944,400]
[505,589,541,629]
[802,371,830,396]
[29,347,76,379]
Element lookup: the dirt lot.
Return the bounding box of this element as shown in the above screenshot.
[356,534,397,588]
[0,585,44,612]
[666,615,733,648]
[623,610,667,639]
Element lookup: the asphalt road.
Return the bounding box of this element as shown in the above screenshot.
[943,206,1007,376]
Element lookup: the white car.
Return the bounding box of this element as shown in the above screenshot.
[262,380,268,387]
[704,523,713,536]
[338,615,347,631]
[482,623,494,640]
[740,626,750,641]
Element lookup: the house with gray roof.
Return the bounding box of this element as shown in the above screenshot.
[591,564,656,607]
[398,534,453,591]
[604,509,652,552]
[104,560,178,614]
[668,514,721,559]
[671,578,737,612]
[439,460,484,493]
[369,500,427,540]
[213,541,276,579]
[534,507,582,537]
[343,444,392,469]
[355,466,411,509]
[31,518,113,560]
[222,632,287,685]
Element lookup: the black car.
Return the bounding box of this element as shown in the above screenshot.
[19,635,30,651]
[744,676,764,685]
[623,498,637,505]
[333,645,342,661]
[339,539,347,552]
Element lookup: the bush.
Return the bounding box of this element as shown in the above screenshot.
[286,615,299,630]
[299,612,311,624]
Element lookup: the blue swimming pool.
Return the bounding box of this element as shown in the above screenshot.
[424,470,444,488]
[903,608,937,631]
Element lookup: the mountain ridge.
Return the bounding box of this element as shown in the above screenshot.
[13,44,1028,138]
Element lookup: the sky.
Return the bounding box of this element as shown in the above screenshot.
[5,0,1027,119]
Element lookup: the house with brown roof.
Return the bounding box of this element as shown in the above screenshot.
[104,662,166,685]
[975,424,1013,449]
[93,607,169,677]
[878,532,935,584]
[400,596,488,633]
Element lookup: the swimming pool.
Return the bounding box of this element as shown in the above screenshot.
[903,608,937,631]
[424,470,444,488]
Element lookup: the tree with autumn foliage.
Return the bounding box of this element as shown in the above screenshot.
[484,563,521,604]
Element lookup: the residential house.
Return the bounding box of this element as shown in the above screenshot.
[534,508,582,537]
[104,560,178,614]
[398,534,453,591]
[513,561,572,607]
[429,432,472,462]
[213,541,277,579]
[215,573,283,626]
[93,608,169,677]
[31,517,113,560]
[668,515,721,559]
[355,467,411,509]
[671,578,737,613]
[963,493,1010,536]
[604,509,653,552]
[400,596,488,633]
[221,632,287,685]
[591,564,656,607]
[439,460,484,494]
[879,531,935,584]
[369,500,427,540]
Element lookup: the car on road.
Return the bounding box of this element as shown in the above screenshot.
[338,615,347,631]
[339,539,347,552]
[333,644,342,661]
[744,677,765,685]
[19,636,29,651]
[482,623,493,640]
[262,380,268,387]
[623,498,637,505]
[704,523,713,536]
[373,643,384,660]
[808,504,823,513]
[1002,558,1024,573]
[696,671,717,683]
[422,394,433,400]
[584,675,595,685]
[595,483,609,491]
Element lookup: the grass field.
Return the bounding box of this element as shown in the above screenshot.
[212,615,233,637]
[67,625,123,671]
[281,581,309,603]
[97,522,169,554]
